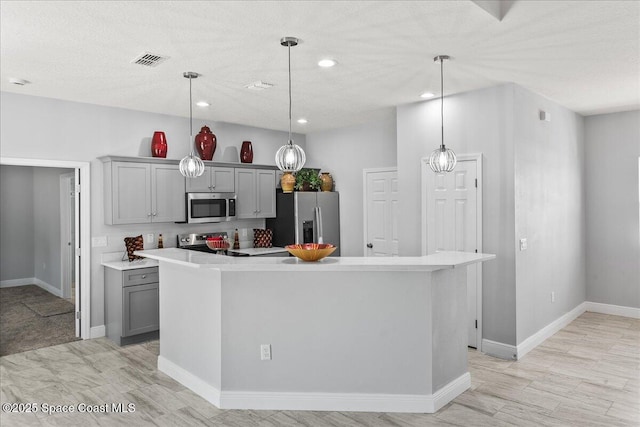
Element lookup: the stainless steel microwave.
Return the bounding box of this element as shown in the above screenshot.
[186,193,237,223]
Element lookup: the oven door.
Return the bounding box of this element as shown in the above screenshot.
[186,193,235,223]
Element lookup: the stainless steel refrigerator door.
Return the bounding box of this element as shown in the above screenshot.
[317,192,341,256]
[293,192,319,244]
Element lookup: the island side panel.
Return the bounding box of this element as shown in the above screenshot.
[430,267,469,393]
[158,261,222,400]
[220,270,433,395]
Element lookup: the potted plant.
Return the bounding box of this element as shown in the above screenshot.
[294,168,321,191]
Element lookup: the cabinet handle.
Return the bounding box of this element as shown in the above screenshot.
[147,213,152,217]
[141,275,146,279]
[152,212,157,216]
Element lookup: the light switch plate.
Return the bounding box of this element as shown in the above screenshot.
[519,238,528,251]
[260,344,272,360]
[92,236,108,247]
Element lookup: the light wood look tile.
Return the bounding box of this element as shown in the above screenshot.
[0,312,638,426]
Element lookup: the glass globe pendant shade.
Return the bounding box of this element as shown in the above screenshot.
[429,146,457,173]
[179,151,205,178]
[275,141,306,172]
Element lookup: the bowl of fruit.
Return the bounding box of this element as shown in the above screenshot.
[285,243,337,262]
[206,236,230,251]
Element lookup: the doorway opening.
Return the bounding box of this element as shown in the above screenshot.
[0,157,90,355]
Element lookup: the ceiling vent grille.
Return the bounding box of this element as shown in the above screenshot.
[244,80,274,90]
[131,52,169,67]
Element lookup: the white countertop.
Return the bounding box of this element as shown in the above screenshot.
[101,258,159,271]
[135,248,495,272]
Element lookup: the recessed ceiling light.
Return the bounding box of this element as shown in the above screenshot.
[318,59,337,68]
[9,78,29,85]
[196,101,210,107]
[420,92,435,98]
[297,118,308,124]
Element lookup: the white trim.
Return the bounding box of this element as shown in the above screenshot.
[0,277,63,298]
[90,325,106,338]
[586,302,640,319]
[158,356,221,407]
[516,302,587,359]
[482,339,517,360]
[0,157,91,340]
[60,172,74,300]
[0,278,37,288]
[421,153,484,351]
[33,278,63,298]
[362,167,398,257]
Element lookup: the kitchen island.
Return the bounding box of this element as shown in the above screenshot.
[136,248,494,413]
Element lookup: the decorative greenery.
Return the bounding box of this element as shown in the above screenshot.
[294,168,321,191]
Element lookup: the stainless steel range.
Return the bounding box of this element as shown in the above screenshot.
[177,232,248,256]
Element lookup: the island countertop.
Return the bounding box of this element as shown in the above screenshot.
[135,248,495,272]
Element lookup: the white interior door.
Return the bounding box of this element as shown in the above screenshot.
[424,158,480,348]
[60,173,74,300]
[74,168,81,337]
[364,168,399,257]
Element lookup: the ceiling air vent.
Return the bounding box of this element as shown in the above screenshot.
[131,52,169,67]
[244,80,274,90]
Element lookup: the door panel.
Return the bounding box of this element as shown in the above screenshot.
[426,160,478,348]
[152,165,186,222]
[235,169,256,218]
[364,169,398,257]
[113,162,151,224]
[256,169,276,218]
[212,167,235,193]
[185,168,212,192]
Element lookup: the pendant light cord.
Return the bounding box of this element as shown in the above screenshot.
[440,58,445,150]
[189,75,193,151]
[288,43,292,145]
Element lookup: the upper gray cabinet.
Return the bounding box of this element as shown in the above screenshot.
[185,166,235,193]
[103,160,186,224]
[235,168,276,219]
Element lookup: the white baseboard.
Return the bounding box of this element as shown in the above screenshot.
[33,278,63,298]
[516,302,587,359]
[585,301,640,319]
[1,277,37,288]
[159,355,468,414]
[482,339,517,360]
[158,356,221,407]
[0,277,62,298]
[90,325,106,339]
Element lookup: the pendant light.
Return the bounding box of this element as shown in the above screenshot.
[179,71,205,178]
[275,37,306,192]
[428,55,457,173]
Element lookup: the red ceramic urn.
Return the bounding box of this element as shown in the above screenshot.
[240,141,253,163]
[151,131,167,158]
[195,126,217,161]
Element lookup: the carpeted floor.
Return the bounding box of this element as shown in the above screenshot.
[0,285,79,356]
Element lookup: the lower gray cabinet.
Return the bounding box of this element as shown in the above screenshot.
[105,266,159,345]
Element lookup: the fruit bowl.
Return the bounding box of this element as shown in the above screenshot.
[285,243,336,262]
[206,239,230,251]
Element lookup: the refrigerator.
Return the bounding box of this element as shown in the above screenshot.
[266,192,341,256]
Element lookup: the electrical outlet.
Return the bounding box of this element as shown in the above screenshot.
[92,236,108,247]
[146,234,154,244]
[551,291,555,303]
[519,238,528,251]
[260,344,272,360]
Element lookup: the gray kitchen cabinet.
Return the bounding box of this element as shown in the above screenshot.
[185,166,235,193]
[235,168,276,219]
[103,160,185,224]
[105,266,159,345]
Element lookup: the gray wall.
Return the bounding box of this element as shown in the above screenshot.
[513,86,586,344]
[0,91,306,329]
[305,112,397,256]
[585,110,640,308]
[33,167,74,292]
[397,84,517,346]
[0,165,35,281]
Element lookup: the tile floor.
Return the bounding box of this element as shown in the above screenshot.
[0,312,638,426]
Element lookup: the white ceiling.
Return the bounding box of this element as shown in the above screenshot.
[1,1,638,134]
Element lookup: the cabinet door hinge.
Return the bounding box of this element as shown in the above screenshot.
[76,311,81,320]
[475,319,478,329]
[75,184,81,194]
[475,179,478,188]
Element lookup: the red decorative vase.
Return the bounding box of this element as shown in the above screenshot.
[240,141,253,163]
[151,131,167,158]
[195,126,216,161]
